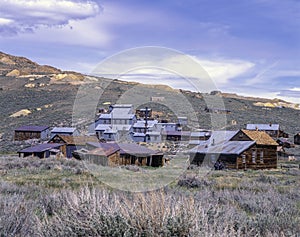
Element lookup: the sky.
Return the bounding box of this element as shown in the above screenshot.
[0,0,299,103]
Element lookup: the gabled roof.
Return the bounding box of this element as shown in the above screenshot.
[18,143,62,153]
[241,129,278,146]
[51,127,77,133]
[246,124,280,131]
[189,141,255,155]
[49,134,98,145]
[15,125,49,132]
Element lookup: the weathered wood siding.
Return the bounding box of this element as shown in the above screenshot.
[236,145,277,169]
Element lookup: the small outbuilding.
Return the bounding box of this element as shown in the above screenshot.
[18,143,63,158]
[14,125,50,141]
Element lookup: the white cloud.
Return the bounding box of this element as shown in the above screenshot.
[0,17,13,25]
[91,47,254,92]
[0,0,101,34]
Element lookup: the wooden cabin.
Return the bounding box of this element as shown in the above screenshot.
[14,125,50,141]
[230,129,278,169]
[189,140,256,169]
[189,129,278,170]
[48,134,98,158]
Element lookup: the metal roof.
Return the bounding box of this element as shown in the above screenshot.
[189,141,255,155]
[86,142,160,156]
[246,124,280,131]
[208,130,239,145]
[51,127,77,133]
[18,143,62,153]
[162,131,191,136]
[133,120,158,128]
[15,125,49,132]
[190,131,211,137]
[99,114,111,119]
[95,124,111,131]
[133,132,146,137]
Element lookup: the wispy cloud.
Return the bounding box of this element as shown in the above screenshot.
[0,0,101,35]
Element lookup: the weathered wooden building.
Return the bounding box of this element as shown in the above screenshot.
[73,143,120,166]
[18,143,63,158]
[86,142,164,167]
[189,129,278,170]
[189,140,256,169]
[230,129,278,169]
[48,134,98,158]
[14,125,50,141]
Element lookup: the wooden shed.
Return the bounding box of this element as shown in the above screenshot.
[14,125,50,141]
[18,143,63,158]
[48,134,98,158]
[73,143,120,166]
[86,142,164,167]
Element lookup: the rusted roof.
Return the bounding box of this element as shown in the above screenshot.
[241,129,278,146]
[50,135,98,145]
[88,146,120,157]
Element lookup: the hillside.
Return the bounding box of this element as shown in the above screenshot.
[0,52,300,153]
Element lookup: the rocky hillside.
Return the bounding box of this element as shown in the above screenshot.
[0,52,299,153]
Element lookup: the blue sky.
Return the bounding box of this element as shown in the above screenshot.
[0,0,299,103]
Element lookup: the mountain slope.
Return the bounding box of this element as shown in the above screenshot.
[0,52,299,153]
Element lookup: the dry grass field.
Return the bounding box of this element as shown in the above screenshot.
[0,155,299,236]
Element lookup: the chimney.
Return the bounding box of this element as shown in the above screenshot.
[211,139,215,146]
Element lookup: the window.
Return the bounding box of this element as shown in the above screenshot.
[242,154,246,164]
[252,150,257,163]
[211,154,216,164]
[260,151,264,163]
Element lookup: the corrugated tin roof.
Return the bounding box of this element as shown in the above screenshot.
[18,143,62,153]
[15,125,49,132]
[246,124,280,131]
[189,141,255,155]
[162,131,191,136]
[51,127,77,133]
[95,124,111,131]
[242,129,278,146]
[86,142,160,156]
[208,130,239,145]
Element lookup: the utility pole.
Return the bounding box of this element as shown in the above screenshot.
[144,107,148,142]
